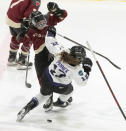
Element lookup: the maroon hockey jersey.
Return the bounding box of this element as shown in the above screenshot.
[22,11,67,54]
[6,0,41,28]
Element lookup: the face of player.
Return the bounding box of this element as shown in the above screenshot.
[36,20,47,30]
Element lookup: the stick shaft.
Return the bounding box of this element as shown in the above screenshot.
[87,41,126,121]
[57,33,121,70]
[25,55,29,82]
[25,55,31,88]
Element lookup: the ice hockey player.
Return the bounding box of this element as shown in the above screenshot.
[20,2,67,85]
[6,0,41,69]
[17,35,93,121]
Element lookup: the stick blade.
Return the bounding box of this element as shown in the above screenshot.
[25,82,31,88]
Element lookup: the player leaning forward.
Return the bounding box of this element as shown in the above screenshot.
[17,35,93,121]
[6,0,41,69]
[16,2,68,88]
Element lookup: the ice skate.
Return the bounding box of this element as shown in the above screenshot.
[43,95,53,112]
[17,106,30,121]
[17,53,33,70]
[7,51,17,66]
[53,97,72,108]
[17,97,38,121]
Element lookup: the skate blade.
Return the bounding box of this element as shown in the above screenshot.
[7,61,18,66]
[17,115,23,122]
[17,109,26,121]
[53,102,69,108]
[44,106,53,112]
[17,64,32,70]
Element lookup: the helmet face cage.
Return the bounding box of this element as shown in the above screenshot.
[70,46,86,63]
[32,19,47,28]
[30,11,47,28]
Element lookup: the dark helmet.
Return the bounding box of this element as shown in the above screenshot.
[30,11,47,28]
[70,46,86,63]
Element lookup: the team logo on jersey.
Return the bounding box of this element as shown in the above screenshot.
[51,42,59,46]
[33,33,45,38]
[78,70,83,76]
[32,0,40,7]
[36,1,40,6]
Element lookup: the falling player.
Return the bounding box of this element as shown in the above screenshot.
[17,35,93,121]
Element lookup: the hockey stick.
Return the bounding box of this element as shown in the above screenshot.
[21,44,32,88]
[57,33,121,70]
[86,41,126,121]
[25,54,31,88]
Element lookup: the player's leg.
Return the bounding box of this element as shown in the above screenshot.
[7,27,20,66]
[17,39,33,70]
[53,84,73,107]
[17,93,51,121]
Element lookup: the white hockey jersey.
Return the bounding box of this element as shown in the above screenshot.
[45,36,89,87]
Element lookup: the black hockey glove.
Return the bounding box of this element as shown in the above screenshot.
[47,26,56,37]
[48,53,54,62]
[47,2,64,17]
[82,58,93,75]
[21,18,30,33]
[16,18,30,41]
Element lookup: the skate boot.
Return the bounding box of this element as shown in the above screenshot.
[43,95,53,112]
[17,97,38,121]
[17,53,33,70]
[53,97,73,108]
[7,51,17,66]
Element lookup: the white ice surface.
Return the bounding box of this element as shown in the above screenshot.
[0,0,126,131]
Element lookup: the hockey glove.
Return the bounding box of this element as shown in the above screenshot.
[82,58,93,75]
[47,2,64,17]
[16,18,30,41]
[16,30,27,42]
[47,26,56,37]
[21,18,30,33]
[48,53,54,62]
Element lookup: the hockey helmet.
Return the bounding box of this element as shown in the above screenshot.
[30,11,47,28]
[70,46,86,63]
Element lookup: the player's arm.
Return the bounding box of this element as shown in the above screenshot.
[73,58,93,86]
[24,0,41,18]
[47,2,67,22]
[45,34,65,55]
[18,0,41,38]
